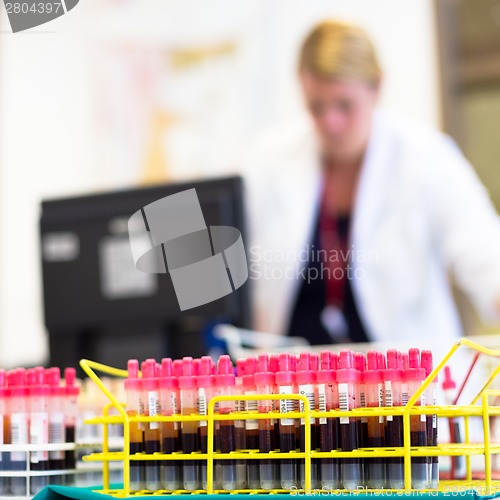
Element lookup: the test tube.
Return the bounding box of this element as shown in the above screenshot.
[234,359,247,490]
[10,369,29,496]
[269,354,280,452]
[383,349,404,489]
[296,352,318,489]
[355,353,367,486]
[45,368,65,486]
[364,351,385,489]
[255,354,277,490]
[64,368,79,479]
[0,370,10,496]
[337,350,362,490]
[179,357,201,491]
[276,353,298,490]
[215,355,237,491]
[29,367,50,494]
[196,356,217,490]
[141,359,161,491]
[243,357,259,489]
[158,358,181,490]
[125,360,145,492]
[421,351,438,488]
[316,350,340,490]
[406,348,428,490]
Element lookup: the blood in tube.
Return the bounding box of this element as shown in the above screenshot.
[64,368,79,473]
[407,348,428,490]
[421,350,438,488]
[337,350,362,490]
[317,350,340,490]
[125,360,145,492]
[255,354,277,490]
[243,357,259,489]
[276,353,298,490]
[159,358,181,490]
[10,369,29,496]
[215,355,237,491]
[179,357,200,491]
[0,370,9,496]
[364,351,385,489]
[45,368,65,486]
[383,349,404,489]
[296,352,318,489]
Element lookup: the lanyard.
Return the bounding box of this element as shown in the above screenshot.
[318,185,349,309]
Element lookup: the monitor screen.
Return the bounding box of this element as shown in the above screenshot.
[40,175,251,369]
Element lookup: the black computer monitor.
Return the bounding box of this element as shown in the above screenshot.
[40,175,251,370]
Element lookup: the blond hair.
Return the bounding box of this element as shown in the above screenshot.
[299,21,382,86]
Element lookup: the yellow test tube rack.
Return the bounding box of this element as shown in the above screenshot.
[80,338,500,497]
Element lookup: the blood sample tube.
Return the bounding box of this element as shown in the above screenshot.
[269,354,280,451]
[296,352,318,489]
[125,360,144,491]
[0,370,9,496]
[355,352,367,486]
[159,358,181,490]
[406,348,428,490]
[276,353,298,490]
[29,367,50,494]
[421,351,438,488]
[243,357,259,489]
[382,350,404,489]
[317,350,340,490]
[233,359,247,490]
[45,368,65,486]
[9,369,29,496]
[364,351,385,489]
[179,357,200,491]
[254,354,277,490]
[196,356,217,490]
[337,350,362,490]
[141,359,161,491]
[64,368,79,476]
[215,355,237,491]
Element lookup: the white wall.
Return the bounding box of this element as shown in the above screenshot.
[0,0,440,367]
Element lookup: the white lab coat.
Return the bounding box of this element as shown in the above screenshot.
[244,111,500,343]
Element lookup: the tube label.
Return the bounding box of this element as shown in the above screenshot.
[420,392,426,422]
[431,386,437,429]
[30,411,49,463]
[299,384,315,424]
[49,411,65,460]
[171,392,179,430]
[385,381,393,421]
[318,384,327,425]
[245,391,259,430]
[198,388,207,427]
[377,383,384,423]
[338,383,350,424]
[148,391,160,430]
[279,385,295,426]
[11,412,29,462]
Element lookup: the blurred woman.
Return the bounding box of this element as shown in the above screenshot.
[246,20,500,344]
